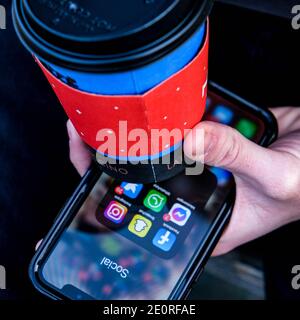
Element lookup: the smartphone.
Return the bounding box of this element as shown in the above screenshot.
[29,82,278,300]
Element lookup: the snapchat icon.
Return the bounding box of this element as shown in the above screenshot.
[128,215,152,238]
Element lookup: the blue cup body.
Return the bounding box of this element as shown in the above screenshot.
[41,23,206,95]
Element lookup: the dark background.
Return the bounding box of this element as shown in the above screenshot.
[0,0,299,299]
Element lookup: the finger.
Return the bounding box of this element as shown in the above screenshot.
[269,107,291,120]
[184,121,284,188]
[211,179,300,257]
[270,107,300,137]
[211,213,284,257]
[67,120,92,177]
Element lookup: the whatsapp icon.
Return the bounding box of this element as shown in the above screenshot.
[144,190,167,213]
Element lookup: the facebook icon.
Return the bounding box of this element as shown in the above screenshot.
[152,228,176,252]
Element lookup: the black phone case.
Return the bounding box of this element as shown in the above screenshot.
[29,82,278,300]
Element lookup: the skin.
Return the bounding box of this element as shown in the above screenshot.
[66,107,300,256]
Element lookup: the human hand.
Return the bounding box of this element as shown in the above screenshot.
[66,107,300,257]
[184,107,300,256]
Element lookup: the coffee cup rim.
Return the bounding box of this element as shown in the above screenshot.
[12,0,213,72]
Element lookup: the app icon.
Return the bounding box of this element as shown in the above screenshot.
[104,201,128,224]
[143,190,167,213]
[212,105,234,124]
[166,203,192,226]
[128,215,152,238]
[236,119,257,139]
[152,228,176,252]
[210,167,232,187]
[120,182,143,199]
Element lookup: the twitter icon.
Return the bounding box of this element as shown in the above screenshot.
[121,182,143,199]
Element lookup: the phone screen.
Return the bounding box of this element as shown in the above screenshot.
[37,90,266,300]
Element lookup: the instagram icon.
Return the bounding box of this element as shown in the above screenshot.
[104,201,128,224]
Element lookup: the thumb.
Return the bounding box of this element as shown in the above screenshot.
[184,121,279,182]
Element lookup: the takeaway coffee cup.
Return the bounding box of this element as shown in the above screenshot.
[12,0,213,183]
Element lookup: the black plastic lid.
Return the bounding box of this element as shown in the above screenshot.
[12,0,213,72]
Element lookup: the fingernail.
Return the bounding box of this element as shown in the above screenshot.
[192,131,216,159]
[67,121,75,140]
